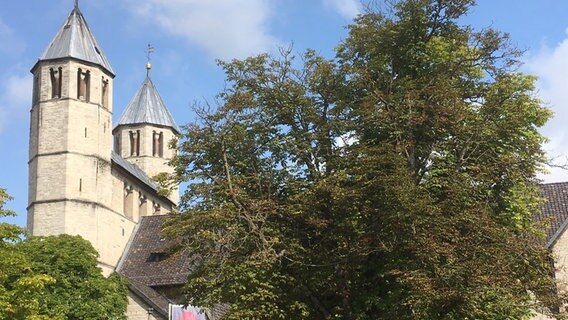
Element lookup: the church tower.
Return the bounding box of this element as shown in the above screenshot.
[113,62,180,204]
[28,3,131,274]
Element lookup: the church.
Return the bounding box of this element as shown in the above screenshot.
[25,2,220,319]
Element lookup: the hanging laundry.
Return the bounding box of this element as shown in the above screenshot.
[169,304,207,320]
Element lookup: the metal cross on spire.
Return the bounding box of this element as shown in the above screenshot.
[146,43,155,77]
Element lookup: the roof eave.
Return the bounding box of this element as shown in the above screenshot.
[127,281,170,317]
[114,77,180,133]
[112,122,180,135]
[547,217,568,248]
[31,56,116,77]
[111,153,176,208]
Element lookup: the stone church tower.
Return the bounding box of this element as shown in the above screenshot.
[113,66,181,204]
[27,2,178,276]
[24,3,230,319]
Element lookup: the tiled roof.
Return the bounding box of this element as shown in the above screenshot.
[128,278,170,318]
[207,304,230,320]
[118,215,195,286]
[537,182,568,247]
[38,4,114,75]
[111,151,158,191]
[114,76,180,133]
[118,215,229,319]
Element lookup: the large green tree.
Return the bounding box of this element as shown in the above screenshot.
[0,189,128,320]
[166,0,562,319]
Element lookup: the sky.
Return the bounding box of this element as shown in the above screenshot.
[2,0,568,228]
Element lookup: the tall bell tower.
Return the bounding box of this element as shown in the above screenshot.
[28,2,125,274]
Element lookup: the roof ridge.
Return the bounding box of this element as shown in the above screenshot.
[541,181,568,186]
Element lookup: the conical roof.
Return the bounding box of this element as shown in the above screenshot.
[38,4,114,75]
[115,76,180,133]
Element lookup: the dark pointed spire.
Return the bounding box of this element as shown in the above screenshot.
[37,2,114,75]
[115,76,180,134]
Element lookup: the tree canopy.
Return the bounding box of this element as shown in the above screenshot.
[166,0,562,319]
[0,188,128,320]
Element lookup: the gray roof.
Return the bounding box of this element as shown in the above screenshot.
[117,215,229,320]
[38,5,114,75]
[115,76,180,133]
[537,182,568,247]
[117,215,195,286]
[117,215,191,318]
[111,151,158,191]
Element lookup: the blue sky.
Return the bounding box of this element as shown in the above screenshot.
[2,0,568,228]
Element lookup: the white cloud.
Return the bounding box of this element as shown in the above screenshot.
[0,74,32,133]
[0,19,28,133]
[322,0,361,20]
[126,0,278,60]
[526,30,568,182]
[0,18,25,56]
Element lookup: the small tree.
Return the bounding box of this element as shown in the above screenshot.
[0,189,128,320]
[18,235,128,320]
[0,188,54,320]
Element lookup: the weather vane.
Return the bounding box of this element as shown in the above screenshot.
[146,43,155,76]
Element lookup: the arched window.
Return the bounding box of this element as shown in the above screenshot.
[159,132,164,157]
[129,131,135,156]
[123,183,133,219]
[114,134,121,154]
[153,202,161,215]
[101,77,109,109]
[136,130,140,156]
[50,67,62,99]
[153,131,164,157]
[33,73,40,104]
[129,130,140,156]
[139,193,148,216]
[77,68,90,101]
[152,131,158,156]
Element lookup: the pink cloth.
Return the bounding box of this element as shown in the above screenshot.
[181,310,197,320]
[170,305,205,320]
